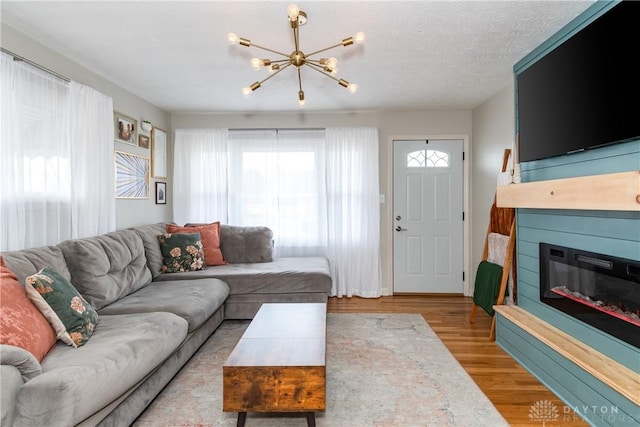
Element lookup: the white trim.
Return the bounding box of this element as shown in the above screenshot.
[387,134,472,296]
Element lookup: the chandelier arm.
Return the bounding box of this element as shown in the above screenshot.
[257,63,293,85]
[305,42,345,58]
[303,62,341,83]
[248,42,290,58]
[293,25,300,53]
[297,67,303,92]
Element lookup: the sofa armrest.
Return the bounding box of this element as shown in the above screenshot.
[0,345,42,382]
[1,365,23,427]
[0,344,41,426]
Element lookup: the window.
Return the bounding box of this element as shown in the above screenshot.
[228,129,327,256]
[407,149,449,168]
[173,126,381,297]
[1,52,115,250]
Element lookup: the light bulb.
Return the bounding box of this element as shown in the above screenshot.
[298,90,305,106]
[287,4,300,20]
[228,33,238,45]
[251,58,262,70]
[242,86,252,97]
[348,83,358,94]
[354,32,365,44]
[298,98,306,107]
[327,57,337,68]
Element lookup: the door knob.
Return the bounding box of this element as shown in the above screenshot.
[395,215,402,221]
[395,226,406,232]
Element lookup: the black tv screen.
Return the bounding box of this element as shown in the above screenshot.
[517,1,640,163]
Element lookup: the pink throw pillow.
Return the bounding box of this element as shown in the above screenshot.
[0,257,57,361]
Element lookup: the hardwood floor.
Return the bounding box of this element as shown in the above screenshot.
[327,295,589,427]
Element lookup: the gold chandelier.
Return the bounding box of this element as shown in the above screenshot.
[227,4,365,106]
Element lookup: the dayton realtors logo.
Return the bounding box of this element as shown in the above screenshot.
[529,400,637,425]
[529,400,560,425]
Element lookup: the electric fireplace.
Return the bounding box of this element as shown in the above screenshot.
[539,243,640,348]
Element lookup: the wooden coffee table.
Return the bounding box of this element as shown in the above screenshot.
[223,303,326,427]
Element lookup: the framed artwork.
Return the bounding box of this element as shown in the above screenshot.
[152,127,167,178]
[114,112,138,145]
[115,151,149,199]
[155,182,167,204]
[138,134,150,149]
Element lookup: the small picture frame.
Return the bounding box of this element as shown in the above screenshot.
[138,134,150,149]
[155,182,167,204]
[114,111,138,145]
[152,127,167,178]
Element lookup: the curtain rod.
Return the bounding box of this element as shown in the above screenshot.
[228,128,325,132]
[1,47,71,83]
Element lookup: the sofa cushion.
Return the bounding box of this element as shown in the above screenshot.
[0,246,71,285]
[218,224,274,263]
[130,222,167,279]
[26,267,98,347]
[0,259,56,361]
[153,257,332,296]
[57,229,152,310]
[167,222,226,266]
[98,278,229,332]
[158,232,206,273]
[13,312,188,427]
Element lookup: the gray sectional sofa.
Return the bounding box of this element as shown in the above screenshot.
[0,223,331,427]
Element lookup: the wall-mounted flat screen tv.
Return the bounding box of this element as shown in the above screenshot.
[516,1,639,163]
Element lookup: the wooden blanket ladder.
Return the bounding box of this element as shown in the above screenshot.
[470,148,516,340]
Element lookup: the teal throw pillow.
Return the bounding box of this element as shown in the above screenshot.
[158,232,206,273]
[25,267,99,348]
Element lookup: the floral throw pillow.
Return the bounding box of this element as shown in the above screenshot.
[158,232,206,273]
[25,267,99,348]
[166,222,227,266]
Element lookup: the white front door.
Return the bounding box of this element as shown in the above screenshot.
[393,139,464,293]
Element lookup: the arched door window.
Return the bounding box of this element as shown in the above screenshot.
[407,149,449,168]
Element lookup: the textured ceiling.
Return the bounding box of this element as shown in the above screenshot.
[1,1,595,114]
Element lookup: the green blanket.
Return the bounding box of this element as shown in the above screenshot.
[472,260,504,316]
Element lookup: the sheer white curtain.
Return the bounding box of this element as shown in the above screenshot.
[69,81,116,238]
[0,52,115,251]
[173,128,228,225]
[326,127,381,297]
[228,129,327,257]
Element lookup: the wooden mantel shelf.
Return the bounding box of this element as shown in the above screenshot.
[494,305,640,406]
[496,171,640,211]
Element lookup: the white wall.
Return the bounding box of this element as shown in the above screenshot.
[1,25,173,229]
[172,110,473,295]
[470,82,516,285]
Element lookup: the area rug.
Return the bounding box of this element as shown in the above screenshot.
[133,313,508,427]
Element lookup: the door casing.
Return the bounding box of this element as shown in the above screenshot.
[384,135,471,296]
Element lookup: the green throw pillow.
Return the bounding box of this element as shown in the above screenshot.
[158,232,206,273]
[25,267,99,348]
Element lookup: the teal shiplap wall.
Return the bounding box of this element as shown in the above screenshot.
[498,142,640,426]
[496,1,640,426]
